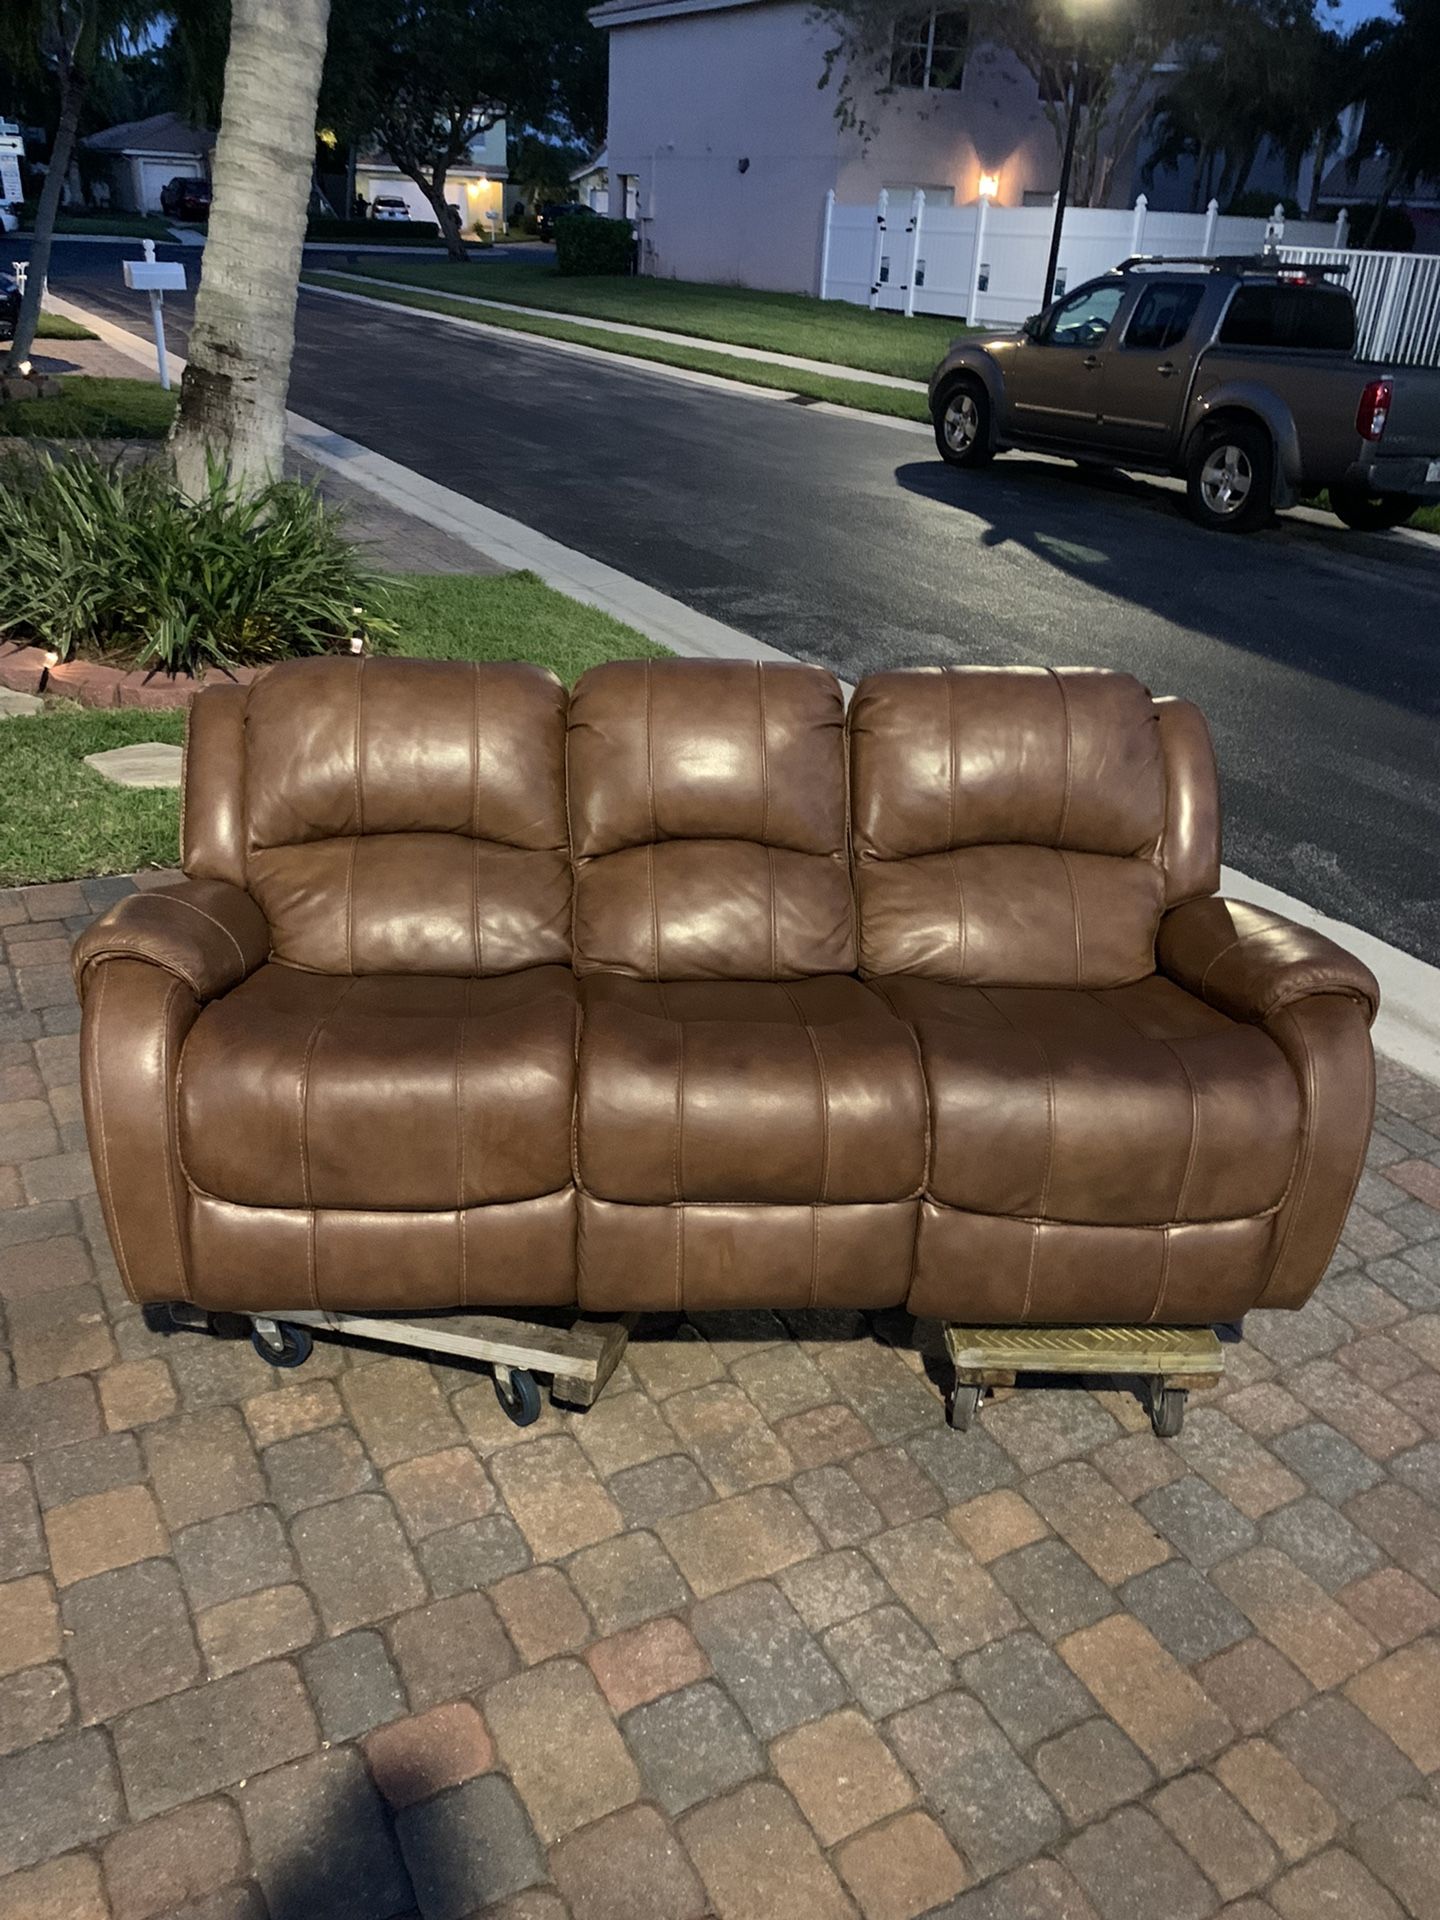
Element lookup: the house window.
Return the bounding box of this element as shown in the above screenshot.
[890,10,968,92]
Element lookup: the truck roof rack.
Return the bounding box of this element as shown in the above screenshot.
[1112,254,1349,280]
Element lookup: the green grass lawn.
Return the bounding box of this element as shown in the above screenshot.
[311,256,973,381]
[303,272,931,422]
[36,312,98,341]
[0,377,177,440]
[48,213,176,240]
[0,570,668,885]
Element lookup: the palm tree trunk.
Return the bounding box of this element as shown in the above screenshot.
[4,7,95,374]
[170,0,332,498]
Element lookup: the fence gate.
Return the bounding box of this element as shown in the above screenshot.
[1281,246,1440,366]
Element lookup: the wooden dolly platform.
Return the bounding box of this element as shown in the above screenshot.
[145,1303,636,1427]
[944,1323,1226,1437]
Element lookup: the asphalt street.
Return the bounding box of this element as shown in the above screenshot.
[22,240,1440,965]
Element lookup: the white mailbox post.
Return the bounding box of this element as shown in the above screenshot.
[122,239,187,390]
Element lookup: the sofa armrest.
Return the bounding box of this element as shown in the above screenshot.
[1157,897,1378,1026]
[72,878,269,1003]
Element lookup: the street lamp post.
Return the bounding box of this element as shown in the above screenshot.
[1041,49,1083,309]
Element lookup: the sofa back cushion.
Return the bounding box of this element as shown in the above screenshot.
[186,656,571,974]
[568,659,855,978]
[850,666,1217,987]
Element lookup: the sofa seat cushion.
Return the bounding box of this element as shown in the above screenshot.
[873,974,1300,1226]
[576,975,927,1205]
[179,965,578,1210]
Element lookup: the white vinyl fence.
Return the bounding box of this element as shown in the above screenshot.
[821,190,1344,328]
[1277,246,1440,365]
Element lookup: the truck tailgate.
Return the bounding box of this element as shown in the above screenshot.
[1382,369,1440,461]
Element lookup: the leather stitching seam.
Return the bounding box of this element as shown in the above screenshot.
[157,980,192,1303]
[87,965,136,1302]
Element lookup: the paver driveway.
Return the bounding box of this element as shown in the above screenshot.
[3,873,1440,1920]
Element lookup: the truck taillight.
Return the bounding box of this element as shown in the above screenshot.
[1356,378,1392,441]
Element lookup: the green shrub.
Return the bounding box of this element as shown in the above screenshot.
[554,214,635,277]
[0,453,391,675]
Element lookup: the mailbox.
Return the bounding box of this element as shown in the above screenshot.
[123,260,188,292]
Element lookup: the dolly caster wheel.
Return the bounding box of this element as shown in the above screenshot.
[1148,1383,1186,1438]
[494,1367,542,1428]
[142,1303,176,1336]
[947,1383,982,1431]
[250,1321,313,1369]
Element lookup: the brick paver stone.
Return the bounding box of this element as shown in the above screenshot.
[1058,1615,1232,1773]
[679,1780,856,1920]
[384,1445,494,1538]
[551,1803,709,1920]
[1138,1475,1259,1568]
[610,1453,714,1530]
[0,1464,45,1582]
[983,1387,1121,1475]
[568,1528,691,1635]
[1118,1560,1250,1665]
[263,1425,377,1516]
[199,1583,318,1677]
[793,1464,884,1547]
[490,1436,624,1560]
[660,1382,794,1493]
[0,1572,59,1675]
[485,1658,640,1841]
[1150,1772,1278,1901]
[421,1511,532,1593]
[97,1357,177,1433]
[657,1484,820,1596]
[101,1799,247,1920]
[812,1341,942,1444]
[363,1699,494,1808]
[1270,1849,1407,1920]
[173,1505,296,1613]
[778,1547,890,1631]
[1354,1796,1440,1920]
[0,1663,70,1755]
[142,1408,264,1529]
[300,1629,407,1742]
[1272,1692,1424,1819]
[872,1518,1019,1657]
[340,1358,461,1467]
[1032,1718,1155,1823]
[1210,1545,1380,1687]
[240,1747,413,1920]
[43,1482,167,1586]
[0,1724,124,1874]
[776,1402,874,1471]
[691,1580,847,1739]
[573,1388,686,1478]
[822,1602,952,1719]
[948,1489,1050,1563]
[1063,1804,1220,1920]
[0,1853,108,1920]
[492,1565,593,1663]
[959,1630,1097,1749]
[112,1659,318,1820]
[1260,1493,1382,1591]
[771,1706,915,1845]
[847,1445,946,1525]
[241,1380,343,1449]
[835,1809,970,1920]
[731,1342,832,1423]
[1337,1565,1440,1648]
[397,1773,546,1919]
[990,1537,1116,1642]
[621,1680,764,1815]
[63,1557,200,1721]
[888,1690,1063,1878]
[387,1590,518,1708]
[32,1430,141,1510]
[1194,1635,1312,1733]
[1027,1462,1170,1584]
[291,1492,425,1633]
[586,1616,710,1713]
[1344,1636,1440,1770]
[1215,1737,1339,1861]
[0,1376,101,1460]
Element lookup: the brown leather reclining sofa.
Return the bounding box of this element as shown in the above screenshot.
[72,655,1379,1336]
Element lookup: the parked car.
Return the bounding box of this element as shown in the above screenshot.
[159,175,212,222]
[929,256,1440,533]
[0,266,19,338]
[370,196,411,222]
[536,201,596,241]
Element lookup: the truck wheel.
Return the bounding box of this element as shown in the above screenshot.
[1330,485,1420,532]
[1185,422,1273,534]
[933,378,994,469]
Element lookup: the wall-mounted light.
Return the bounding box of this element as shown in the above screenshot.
[978,171,1000,200]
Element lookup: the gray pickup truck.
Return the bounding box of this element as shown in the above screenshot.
[928,255,1440,534]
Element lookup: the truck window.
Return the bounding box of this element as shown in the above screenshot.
[1124,282,1204,352]
[1044,283,1125,347]
[1219,285,1355,352]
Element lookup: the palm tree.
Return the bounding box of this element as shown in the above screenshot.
[170,0,332,497]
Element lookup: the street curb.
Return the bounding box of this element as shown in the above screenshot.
[41,287,1440,1082]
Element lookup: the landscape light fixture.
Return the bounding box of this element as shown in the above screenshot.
[978,171,1000,200]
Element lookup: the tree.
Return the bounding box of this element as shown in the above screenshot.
[1,2,145,373]
[169,0,332,497]
[1348,0,1440,241]
[321,0,605,261]
[817,0,1238,206]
